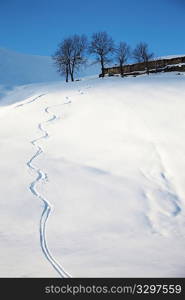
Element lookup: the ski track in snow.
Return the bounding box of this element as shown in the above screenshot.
[17,87,89,277]
[21,87,182,273]
[15,94,46,108]
[18,93,71,278]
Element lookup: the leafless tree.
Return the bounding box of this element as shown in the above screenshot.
[115,42,130,77]
[89,31,115,77]
[53,46,70,82]
[69,35,88,81]
[133,42,154,74]
[53,34,88,82]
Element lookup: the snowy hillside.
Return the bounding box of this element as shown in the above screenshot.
[0,48,62,86]
[0,48,99,88]
[0,72,185,277]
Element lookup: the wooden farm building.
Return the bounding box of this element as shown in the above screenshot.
[102,55,185,77]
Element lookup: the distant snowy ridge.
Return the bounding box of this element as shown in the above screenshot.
[0,48,99,87]
[0,48,62,86]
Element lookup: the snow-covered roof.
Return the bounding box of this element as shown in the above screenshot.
[105,54,185,69]
[155,54,185,60]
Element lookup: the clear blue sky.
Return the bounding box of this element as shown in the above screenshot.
[0,0,185,57]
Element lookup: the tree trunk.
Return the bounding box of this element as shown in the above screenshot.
[120,63,124,77]
[66,66,69,82]
[146,60,149,75]
[69,63,74,82]
[70,72,74,82]
[100,57,105,78]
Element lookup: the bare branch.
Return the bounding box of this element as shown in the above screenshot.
[89,31,115,77]
[132,42,154,74]
[53,34,88,82]
[115,42,130,76]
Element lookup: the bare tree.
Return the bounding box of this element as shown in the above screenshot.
[69,35,88,81]
[133,42,154,74]
[53,34,88,82]
[53,44,70,82]
[89,31,115,77]
[115,42,130,77]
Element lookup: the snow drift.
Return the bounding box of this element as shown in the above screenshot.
[0,69,185,277]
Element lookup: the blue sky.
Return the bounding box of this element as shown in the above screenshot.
[0,0,185,57]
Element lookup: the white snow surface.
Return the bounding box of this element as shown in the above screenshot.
[156,54,185,60]
[0,48,62,86]
[0,72,185,277]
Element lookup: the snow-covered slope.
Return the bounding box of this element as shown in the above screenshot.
[0,72,185,277]
[0,48,62,86]
[0,48,100,88]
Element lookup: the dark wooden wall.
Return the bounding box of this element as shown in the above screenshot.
[103,56,185,76]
